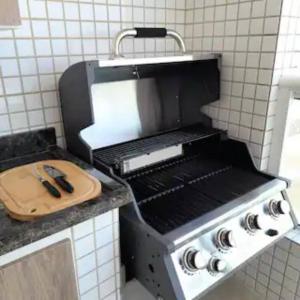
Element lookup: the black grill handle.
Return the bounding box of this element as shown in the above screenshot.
[135,27,167,38]
[112,28,187,57]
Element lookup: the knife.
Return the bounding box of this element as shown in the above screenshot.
[32,165,61,198]
[43,165,74,193]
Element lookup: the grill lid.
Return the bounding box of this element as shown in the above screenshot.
[59,28,221,164]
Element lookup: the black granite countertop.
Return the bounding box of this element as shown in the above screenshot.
[0,128,131,256]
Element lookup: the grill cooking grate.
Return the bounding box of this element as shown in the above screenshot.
[127,155,270,234]
[93,125,220,168]
[127,156,230,203]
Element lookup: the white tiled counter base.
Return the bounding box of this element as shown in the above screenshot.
[73,209,121,300]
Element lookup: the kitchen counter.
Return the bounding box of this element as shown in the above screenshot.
[0,128,131,256]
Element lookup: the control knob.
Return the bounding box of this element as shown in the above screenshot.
[182,248,207,272]
[208,258,227,274]
[268,200,290,218]
[244,213,267,233]
[215,229,236,251]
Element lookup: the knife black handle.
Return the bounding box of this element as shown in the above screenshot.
[42,180,61,198]
[55,177,74,193]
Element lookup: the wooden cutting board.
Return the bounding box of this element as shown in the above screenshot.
[0,160,101,221]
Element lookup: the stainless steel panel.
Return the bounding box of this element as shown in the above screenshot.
[171,193,294,300]
[80,77,179,150]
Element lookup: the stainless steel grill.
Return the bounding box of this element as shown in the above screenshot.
[59,28,297,300]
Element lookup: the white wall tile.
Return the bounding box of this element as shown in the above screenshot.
[32,21,49,38]
[0,115,10,132]
[79,270,98,295]
[75,234,95,259]
[35,40,52,56]
[96,225,114,249]
[10,112,28,130]
[28,110,44,127]
[0,97,7,114]
[52,40,67,56]
[19,58,37,76]
[81,287,99,300]
[73,219,94,240]
[252,1,266,18]
[7,95,25,113]
[97,243,114,266]
[95,211,113,231]
[80,3,95,21]
[37,57,53,74]
[64,2,80,20]
[266,0,282,16]
[22,76,39,93]
[25,93,42,110]
[0,59,19,77]
[3,77,22,95]
[49,21,66,38]
[95,5,108,21]
[77,252,97,278]
[100,276,116,299]
[16,40,34,57]
[98,260,115,283]
[47,2,64,20]
[68,40,83,55]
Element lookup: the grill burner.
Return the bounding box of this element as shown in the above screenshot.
[127,155,270,234]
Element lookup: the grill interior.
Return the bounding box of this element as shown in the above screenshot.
[93,125,220,168]
[126,155,270,234]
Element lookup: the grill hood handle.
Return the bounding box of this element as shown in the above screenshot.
[112,27,187,58]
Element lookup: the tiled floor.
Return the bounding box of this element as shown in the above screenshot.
[122,277,262,300]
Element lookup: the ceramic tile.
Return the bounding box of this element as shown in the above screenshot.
[79,270,98,295]
[73,219,94,240]
[75,234,95,259]
[77,252,97,278]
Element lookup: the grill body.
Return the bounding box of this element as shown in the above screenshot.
[59,52,297,300]
[116,135,295,300]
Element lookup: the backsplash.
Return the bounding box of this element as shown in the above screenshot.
[0,0,186,147]
[186,0,300,170]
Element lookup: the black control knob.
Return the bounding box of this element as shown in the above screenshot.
[268,200,290,218]
[245,214,267,233]
[182,248,207,272]
[216,229,236,250]
[208,258,227,274]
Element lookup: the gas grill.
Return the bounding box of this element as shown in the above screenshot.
[59,28,297,300]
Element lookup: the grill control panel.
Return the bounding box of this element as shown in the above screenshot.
[171,194,294,300]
